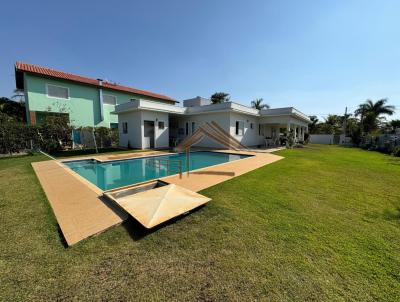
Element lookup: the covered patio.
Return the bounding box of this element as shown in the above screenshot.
[259,108,310,147]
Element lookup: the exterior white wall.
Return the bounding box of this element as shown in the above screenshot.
[309,134,351,145]
[118,111,142,148]
[229,112,264,147]
[141,110,169,149]
[119,110,169,149]
[175,111,264,148]
[309,134,334,144]
[183,96,211,107]
[116,105,311,149]
[177,112,231,148]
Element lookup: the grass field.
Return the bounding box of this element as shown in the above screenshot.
[1,145,399,301]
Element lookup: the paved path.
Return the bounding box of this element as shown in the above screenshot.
[162,151,283,192]
[32,161,128,246]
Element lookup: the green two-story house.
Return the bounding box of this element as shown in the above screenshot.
[14,61,177,128]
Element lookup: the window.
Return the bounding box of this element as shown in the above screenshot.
[259,124,261,135]
[110,123,118,129]
[158,121,165,130]
[185,122,189,135]
[46,84,69,99]
[235,121,244,136]
[250,123,253,129]
[122,122,128,134]
[103,94,117,105]
[191,122,195,134]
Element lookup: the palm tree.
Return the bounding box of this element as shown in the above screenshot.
[355,99,395,133]
[321,114,343,134]
[251,98,270,110]
[355,99,395,117]
[308,116,319,134]
[390,119,400,129]
[210,92,230,104]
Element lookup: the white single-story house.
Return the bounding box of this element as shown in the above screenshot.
[113,96,310,149]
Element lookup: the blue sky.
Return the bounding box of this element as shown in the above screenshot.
[1,0,399,120]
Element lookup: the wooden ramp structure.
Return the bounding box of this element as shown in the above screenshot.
[175,121,249,151]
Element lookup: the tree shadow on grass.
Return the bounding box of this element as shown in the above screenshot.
[383,207,400,221]
[386,158,400,166]
[121,205,207,241]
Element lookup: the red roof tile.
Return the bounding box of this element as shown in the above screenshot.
[15,61,176,102]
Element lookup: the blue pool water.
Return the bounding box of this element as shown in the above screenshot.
[63,151,251,190]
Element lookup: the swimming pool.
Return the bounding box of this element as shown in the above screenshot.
[63,151,251,190]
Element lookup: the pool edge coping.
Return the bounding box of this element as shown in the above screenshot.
[61,150,257,193]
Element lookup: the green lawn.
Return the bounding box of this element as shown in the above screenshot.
[1,145,400,301]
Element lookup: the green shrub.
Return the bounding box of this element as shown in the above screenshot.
[0,112,72,154]
[304,133,310,144]
[392,146,400,157]
[285,130,295,149]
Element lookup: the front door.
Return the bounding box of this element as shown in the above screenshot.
[143,121,155,149]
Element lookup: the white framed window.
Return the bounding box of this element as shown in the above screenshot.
[191,121,195,134]
[122,122,128,134]
[235,121,244,136]
[250,123,254,129]
[46,84,69,100]
[185,122,189,135]
[158,121,165,130]
[103,94,117,105]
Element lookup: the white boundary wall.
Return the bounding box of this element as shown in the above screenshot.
[310,134,351,145]
[309,134,334,144]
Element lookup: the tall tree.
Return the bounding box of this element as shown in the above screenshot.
[210,92,230,104]
[308,116,319,134]
[0,97,26,122]
[320,114,343,134]
[251,98,270,110]
[390,119,400,129]
[355,99,395,133]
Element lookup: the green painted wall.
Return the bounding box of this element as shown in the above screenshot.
[24,74,172,128]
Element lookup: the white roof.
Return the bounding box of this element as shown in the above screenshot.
[113,99,185,114]
[260,107,311,123]
[113,100,310,123]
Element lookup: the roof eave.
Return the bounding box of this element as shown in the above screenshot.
[14,61,178,103]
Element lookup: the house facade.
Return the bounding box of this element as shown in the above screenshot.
[114,97,311,149]
[14,62,310,149]
[14,62,177,128]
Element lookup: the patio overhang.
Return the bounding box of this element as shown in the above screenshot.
[259,107,311,124]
